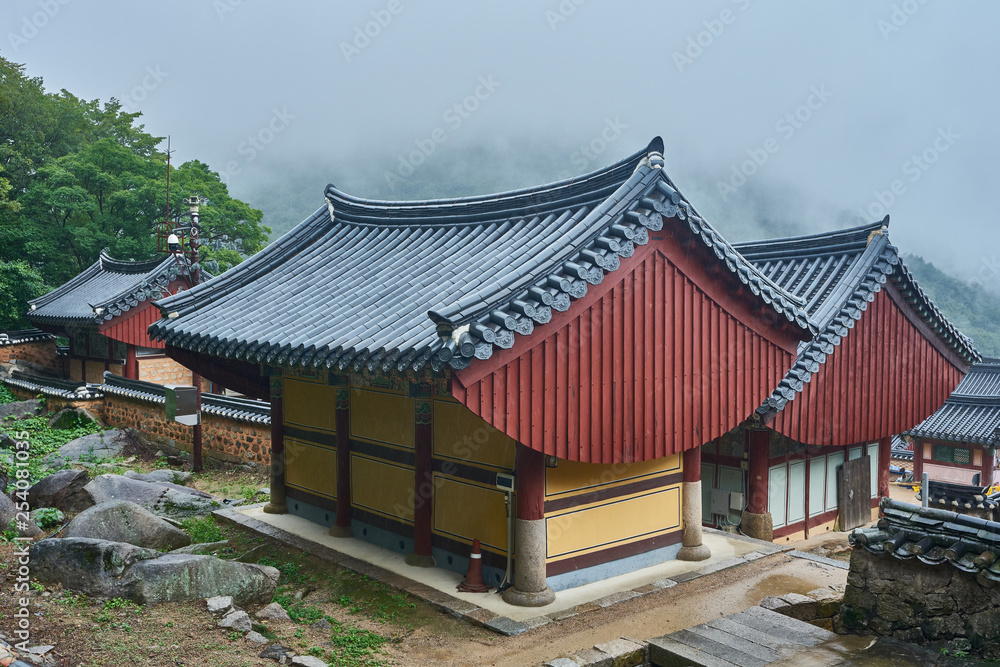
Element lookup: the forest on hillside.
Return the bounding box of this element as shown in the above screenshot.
[0,57,269,330]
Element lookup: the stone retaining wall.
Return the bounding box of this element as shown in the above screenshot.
[0,338,60,373]
[103,393,269,466]
[841,547,1000,658]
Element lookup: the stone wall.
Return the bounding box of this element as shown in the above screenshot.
[103,393,269,466]
[6,384,105,421]
[138,355,199,386]
[0,339,60,373]
[841,548,1000,658]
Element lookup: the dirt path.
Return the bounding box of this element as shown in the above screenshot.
[389,553,847,666]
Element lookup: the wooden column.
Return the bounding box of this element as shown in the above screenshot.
[501,443,554,607]
[330,379,353,537]
[406,380,435,567]
[878,436,892,498]
[263,376,287,514]
[982,445,995,487]
[124,344,138,380]
[742,425,773,541]
[677,445,711,561]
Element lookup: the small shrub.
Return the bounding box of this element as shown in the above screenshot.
[32,507,64,529]
[180,516,223,544]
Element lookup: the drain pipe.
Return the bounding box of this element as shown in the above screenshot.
[496,473,515,592]
[922,472,929,508]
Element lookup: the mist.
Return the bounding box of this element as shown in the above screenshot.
[6,0,999,282]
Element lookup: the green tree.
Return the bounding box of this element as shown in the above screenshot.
[0,260,46,330]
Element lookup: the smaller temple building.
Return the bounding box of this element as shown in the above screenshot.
[26,250,201,386]
[908,358,1000,489]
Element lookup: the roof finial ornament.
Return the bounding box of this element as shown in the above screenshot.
[866,215,890,246]
[646,136,665,169]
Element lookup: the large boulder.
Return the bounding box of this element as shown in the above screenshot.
[46,430,127,465]
[84,474,217,518]
[113,554,279,606]
[29,537,160,597]
[26,469,93,514]
[65,500,191,551]
[0,493,42,538]
[124,469,193,486]
[48,407,102,430]
[0,399,44,421]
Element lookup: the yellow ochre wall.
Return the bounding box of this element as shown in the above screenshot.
[430,396,514,556]
[283,376,338,501]
[544,455,683,563]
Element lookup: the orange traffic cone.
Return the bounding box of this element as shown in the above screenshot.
[457,539,491,592]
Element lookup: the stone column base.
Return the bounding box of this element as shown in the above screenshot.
[328,524,353,538]
[262,502,287,515]
[502,518,555,607]
[741,511,773,542]
[502,585,555,607]
[677,544,712,561]
[405,553,437,568]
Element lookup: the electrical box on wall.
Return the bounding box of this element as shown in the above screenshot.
[730,492,745,511]
[710,489,730,515]
[496,473,515,492]
[165,385,200,426]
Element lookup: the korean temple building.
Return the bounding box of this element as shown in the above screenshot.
[26,250,201,386]
[907,358,1000,489]
[147,137,977,605]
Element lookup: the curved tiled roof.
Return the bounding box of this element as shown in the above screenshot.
[102,372,271,424]
[736,221,980,418]
[908,358,1000,445]
[0,329,55,346]
[28,250,199,327]
[851,498,1000,582]
[149,138,814,375]
[2,369,103,400]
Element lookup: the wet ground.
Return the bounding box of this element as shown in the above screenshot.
[772,636,992,666]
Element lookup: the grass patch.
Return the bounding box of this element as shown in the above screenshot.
[0,411,102,483]
[179,516,224,544]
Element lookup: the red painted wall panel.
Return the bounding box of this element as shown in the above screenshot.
[770,288,965,446]
[98,300,165,348]
[452,244,797,464]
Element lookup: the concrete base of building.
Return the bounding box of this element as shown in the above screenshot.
[405,553,437,568]
[328,524,354,538]
[676,544,712,561]
[741,511,774,542]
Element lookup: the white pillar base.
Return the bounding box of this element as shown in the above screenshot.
[501,518,555,607]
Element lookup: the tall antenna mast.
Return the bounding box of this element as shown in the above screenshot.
[164,135,173,219]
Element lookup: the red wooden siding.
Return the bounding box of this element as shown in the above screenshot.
[770,287,965,446]
[98,300,165,348]
[451,245,797,464]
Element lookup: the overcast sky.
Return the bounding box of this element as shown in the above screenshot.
[5,1,998,282]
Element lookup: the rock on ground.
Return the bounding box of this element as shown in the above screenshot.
[218,609,252,632]
[206,596,234,615]
[0,492,41,537]
[47,407,101,430]
[170,540,229,555]
[26,469,93,514]
[113,554,279,606]
[291,656,329,667]
[46,430,127,465]
[255,602,291,621]
[245,631,268,645]
[65,500,191,550]
[124,469,193,486]
[0,399,44,421]
[259,645,294,662]
[29,538,160,597]
[83,474,218,519]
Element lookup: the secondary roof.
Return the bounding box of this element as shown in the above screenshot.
[908,358,1000,446]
